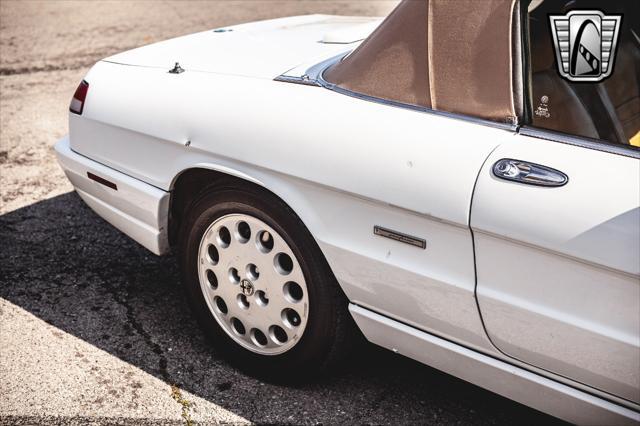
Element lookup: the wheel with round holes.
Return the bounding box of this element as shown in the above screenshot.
[178,183,356,381]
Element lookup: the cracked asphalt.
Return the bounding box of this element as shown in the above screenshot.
[1,1,564,425]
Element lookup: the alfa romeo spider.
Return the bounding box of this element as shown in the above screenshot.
[55,0,639,423]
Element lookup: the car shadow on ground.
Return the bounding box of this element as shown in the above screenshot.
[0,191,565,425]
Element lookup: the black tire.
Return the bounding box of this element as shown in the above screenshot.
[178,181,357,382]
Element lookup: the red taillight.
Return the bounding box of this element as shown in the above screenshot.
[69,80,89,115]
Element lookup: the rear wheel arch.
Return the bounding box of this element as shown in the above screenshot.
[171,167,362,378]
[168,166,349,301]
[169,167,266,247]
[169,167,316,259]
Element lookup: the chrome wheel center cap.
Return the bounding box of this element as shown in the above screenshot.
[240,279,254,296]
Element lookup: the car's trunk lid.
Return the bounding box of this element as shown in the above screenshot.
[104,15,381,79]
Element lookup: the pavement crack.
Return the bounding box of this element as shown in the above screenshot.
[171,384,194,426]
[100,273,198,425]
[102,277,170,381]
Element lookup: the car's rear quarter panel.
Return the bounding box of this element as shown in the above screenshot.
[71,60,510,352]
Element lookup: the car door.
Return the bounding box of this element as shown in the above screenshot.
[308,0,522,354]
[471,0,640,404]
[472,134,639,403]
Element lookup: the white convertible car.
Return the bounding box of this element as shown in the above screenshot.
[55,0,639,423]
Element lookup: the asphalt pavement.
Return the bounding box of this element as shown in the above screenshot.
[1,1,563,424]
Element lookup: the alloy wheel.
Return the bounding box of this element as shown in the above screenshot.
[197,213,309,355]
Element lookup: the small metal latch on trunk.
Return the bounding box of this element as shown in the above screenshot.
[168,62,184,74]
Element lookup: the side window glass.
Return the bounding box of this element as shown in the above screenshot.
[528,0,640,147]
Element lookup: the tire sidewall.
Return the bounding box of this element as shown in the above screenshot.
[179,186,339,379]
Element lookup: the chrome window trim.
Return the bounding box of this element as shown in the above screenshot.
[519,126,640,159]
[316,66,518,132]
[273,54,518,133]
[276,65,639,159]
[273,75,321,87]
[274,51,351,87]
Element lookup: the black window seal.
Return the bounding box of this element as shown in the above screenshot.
[519,125,640,159]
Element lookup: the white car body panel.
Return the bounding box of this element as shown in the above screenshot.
[53,13,640,423]
[73,61,502,226]
[350,304,640,425]
[472,135,640,403]
[105,15,380,79]
[55,135,169,254]
[69,57,515,354]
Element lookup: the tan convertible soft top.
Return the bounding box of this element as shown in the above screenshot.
[323,0,522,124]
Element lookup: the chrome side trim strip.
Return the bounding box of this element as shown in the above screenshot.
[373,226,426,249]
[519,126,640,159]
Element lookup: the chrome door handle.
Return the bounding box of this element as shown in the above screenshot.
[492,159,568,187]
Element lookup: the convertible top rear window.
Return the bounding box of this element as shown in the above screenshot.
[323,0,520,124]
